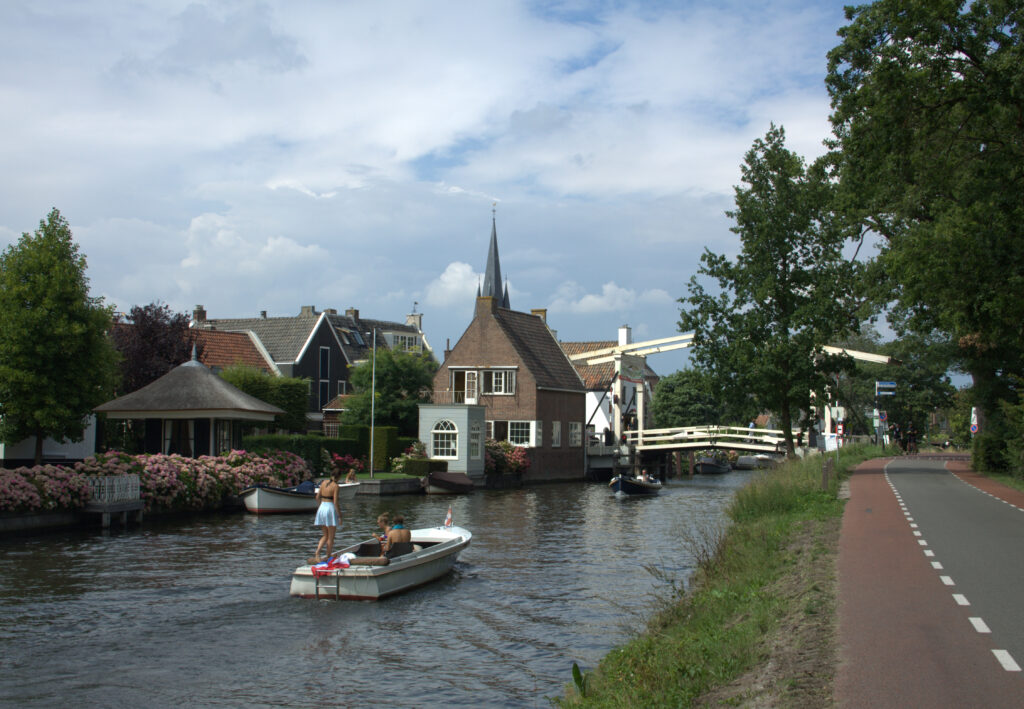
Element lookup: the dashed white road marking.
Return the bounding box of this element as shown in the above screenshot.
[992,650,1021,672]
[931,561,943,569]
[953,594,970,606]
[940,575,954,586]
[969,617,991,634]
[913,530,922,537]
[924,549,935,557]
[917,539,928,546]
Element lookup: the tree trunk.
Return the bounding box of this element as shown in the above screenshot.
[33,429,44,466]
[779,399,796,458]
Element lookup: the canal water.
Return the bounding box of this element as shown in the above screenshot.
[0,473,751,708]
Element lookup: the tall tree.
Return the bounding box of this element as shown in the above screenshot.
[650,367,755,428]
[679,126,860,456]
[341,348,437,436]
[111,302,197,393]
[0,209,120,463]
[826,0,1024,428]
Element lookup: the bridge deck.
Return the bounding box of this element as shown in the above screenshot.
[624,425,797,453]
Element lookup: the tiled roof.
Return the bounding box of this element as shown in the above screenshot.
[560,340,662,391]
[492,309,585,391]
[201,313,322,364]
[560,340,617,390]
[192,329,275,374]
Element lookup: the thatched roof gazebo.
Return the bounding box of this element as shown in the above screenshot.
[95,358,283,457]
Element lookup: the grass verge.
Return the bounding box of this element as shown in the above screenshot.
[556,444,883,708]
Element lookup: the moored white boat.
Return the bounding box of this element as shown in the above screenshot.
[240,481,359,514]
[289,525,472,600]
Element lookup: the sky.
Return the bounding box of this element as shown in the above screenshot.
[0,0,857,376]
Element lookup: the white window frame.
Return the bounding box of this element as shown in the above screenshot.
[482,369,516,395]
[508,420,533,447]
[551,421,561,448]
[431,419,458,459]
[569,421,583,447]
[469,420,482,460]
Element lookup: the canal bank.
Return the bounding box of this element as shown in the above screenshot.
[557,444,884,708]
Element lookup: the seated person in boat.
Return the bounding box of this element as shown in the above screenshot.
[344,470,358,484]
[375,513,391,541]
[381,514,412,556]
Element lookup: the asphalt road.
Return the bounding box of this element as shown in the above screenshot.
[836,456,1024,708]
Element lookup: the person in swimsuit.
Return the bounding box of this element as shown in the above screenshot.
[313,472,342,562]
[381,514,411,555]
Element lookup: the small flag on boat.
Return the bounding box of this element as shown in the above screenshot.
[444,505,453,527]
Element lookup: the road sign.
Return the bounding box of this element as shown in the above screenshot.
[877,391,896,396]
[970,423,979,434]
[879,411,887,422]
[876,381,897,388]
[837,422,844,435]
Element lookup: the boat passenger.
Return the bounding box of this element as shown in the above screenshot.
[313,472,342,562]
[344,470,358,484]
[381,514,412,555]
[375,512,391,543]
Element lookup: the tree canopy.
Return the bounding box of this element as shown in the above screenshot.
[0,209,120,463]
[341,348,437,436]
[679,126,861,456]
[826,0,1024,424]
[650,367,752,429]
[219,364,309,433]
[111,302,198,394]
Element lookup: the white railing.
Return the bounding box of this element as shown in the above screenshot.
[431,390,468,405]
[86,475,140,503]
[625,425,799,452]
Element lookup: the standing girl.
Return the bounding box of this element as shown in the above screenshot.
[313,472,342,561]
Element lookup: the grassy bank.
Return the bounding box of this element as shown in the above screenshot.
[558,444,882,708]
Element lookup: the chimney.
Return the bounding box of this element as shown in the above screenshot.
[259,310,267,319]
[325,308,337,315]
[345,307,359,319]
[530,308,547,323]
[406,312,423,331]
[475,295,498,318]
[193,305,207,322]
[619,324,632,346]
[300,305,316,317]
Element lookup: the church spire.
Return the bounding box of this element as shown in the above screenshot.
[481,203,508,307]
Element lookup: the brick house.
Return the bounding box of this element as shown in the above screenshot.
[431,216,586,481]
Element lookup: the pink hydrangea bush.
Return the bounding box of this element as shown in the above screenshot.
[0,450,311,514]
[483,439,532,477]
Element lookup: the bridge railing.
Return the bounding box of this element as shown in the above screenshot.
[626,425,799,452]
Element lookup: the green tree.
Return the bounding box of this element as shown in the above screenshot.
[679,126,861,456]
[342,348,437,436]
[0,209,120,464]
[650,367,751,428]
[826,0,1024,429]
[219,365,308,432]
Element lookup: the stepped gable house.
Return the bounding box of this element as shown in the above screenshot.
[192,305,431,429]
[432,216,586,481]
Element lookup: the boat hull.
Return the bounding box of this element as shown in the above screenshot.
[289,526,472,600]
[422,471,475,494]
[694,458,732,474]
[609,475,662,495]
[240,482,359,515]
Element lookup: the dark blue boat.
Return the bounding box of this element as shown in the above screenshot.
[609,474,662,495]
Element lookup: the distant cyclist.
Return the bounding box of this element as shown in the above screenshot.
[906,423,918,455]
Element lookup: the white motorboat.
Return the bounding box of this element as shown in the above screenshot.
[289,525,472,600]
[240,481,359,515]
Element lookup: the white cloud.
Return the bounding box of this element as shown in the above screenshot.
[424,262,480,307]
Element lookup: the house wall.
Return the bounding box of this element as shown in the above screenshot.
[0,416,99,467]
[418,404,486,478]
[292,319,349,423]
[527,389,585,481]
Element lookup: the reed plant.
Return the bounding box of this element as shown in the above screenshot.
[557,444,882,708]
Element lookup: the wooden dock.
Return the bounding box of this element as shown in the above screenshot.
[84,475,143,528]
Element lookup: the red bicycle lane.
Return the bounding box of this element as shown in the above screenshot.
[834,458,1021,708]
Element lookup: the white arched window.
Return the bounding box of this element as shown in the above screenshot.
[432,419,458,459]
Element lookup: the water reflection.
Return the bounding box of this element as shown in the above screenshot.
[0,473,750,707]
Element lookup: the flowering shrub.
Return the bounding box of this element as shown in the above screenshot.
[389,441,427,475]
[0,450,311,514]
[330,453,366,477]
[483,439,531,476]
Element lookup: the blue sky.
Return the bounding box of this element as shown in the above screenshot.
[0,0,857,375]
